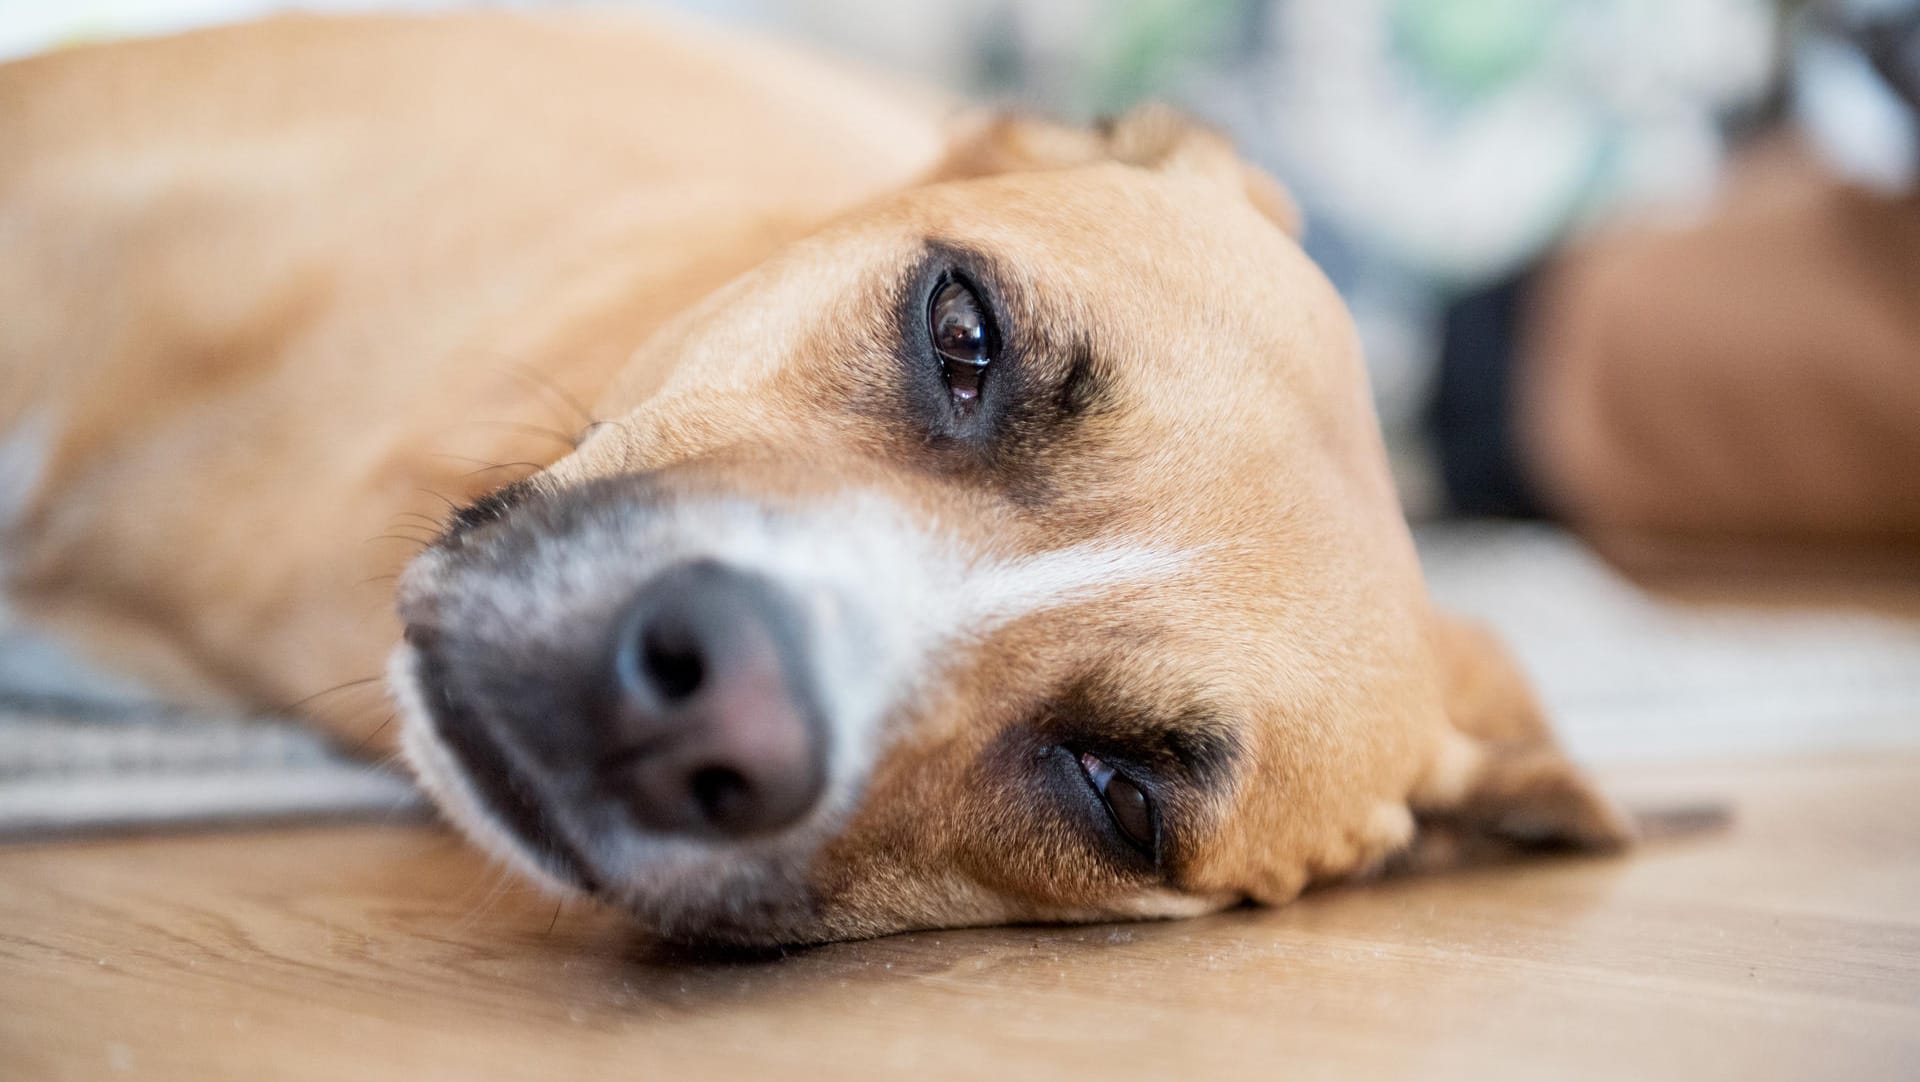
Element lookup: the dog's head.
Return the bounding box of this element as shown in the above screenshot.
[390,107,1629,946]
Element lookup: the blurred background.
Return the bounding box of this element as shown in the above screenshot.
[4,0,1912,518]
[2,1,1916,830]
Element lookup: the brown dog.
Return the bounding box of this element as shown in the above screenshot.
[0,12,1630,944]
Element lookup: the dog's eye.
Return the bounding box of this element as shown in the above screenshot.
[928,276,994,405]
[1077,750,1156,855]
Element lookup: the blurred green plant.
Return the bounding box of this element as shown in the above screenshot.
[1390,0,1560,100]
[1081,0,1245,114]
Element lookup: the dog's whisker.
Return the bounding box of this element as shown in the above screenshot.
[365,533,433,550]
[376,517,441,535]
[443,864,507,927]
[414,488,463,514]
[423,452,549,484]
[275,674,383,716]
[459,419,581,448]
[466,462,545,479]
[386,512,447,536]
[452,865,525,935]
[350,713,395,756]
[501,361,601,431]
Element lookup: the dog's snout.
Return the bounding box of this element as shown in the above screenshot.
[603,560,827,838]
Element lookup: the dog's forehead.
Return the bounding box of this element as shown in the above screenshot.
[899,164,1349,383]
[583,160,1389,526]
[886,168,1417,614]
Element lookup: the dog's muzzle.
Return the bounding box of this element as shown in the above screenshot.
[389,476,1184,938]
[390,480,926,918]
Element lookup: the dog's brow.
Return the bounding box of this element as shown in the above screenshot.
[1032,677,1242,786]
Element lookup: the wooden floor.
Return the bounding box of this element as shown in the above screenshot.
[2,753,1916,1081]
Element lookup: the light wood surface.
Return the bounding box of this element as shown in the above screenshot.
[2,754,1916,1081]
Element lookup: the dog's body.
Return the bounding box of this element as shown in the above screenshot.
[2,13,1630,945]
[1,12,943,726]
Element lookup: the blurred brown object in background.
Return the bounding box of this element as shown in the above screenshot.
[1518,139,1920,552]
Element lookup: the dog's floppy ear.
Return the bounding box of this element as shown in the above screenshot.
[933,103,1302,237]
[1404,612,1634,868]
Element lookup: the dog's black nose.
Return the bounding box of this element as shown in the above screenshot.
[603,560,826,838]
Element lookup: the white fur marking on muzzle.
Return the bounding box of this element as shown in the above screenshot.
[384,488,1199,905]
[963,540,1194,631]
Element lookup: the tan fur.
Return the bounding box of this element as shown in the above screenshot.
[0,12,1626,944]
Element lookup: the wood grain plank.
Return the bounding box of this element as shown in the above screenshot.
[1,755,1916,1081]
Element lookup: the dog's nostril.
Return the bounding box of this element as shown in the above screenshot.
[602,560,827,838]
[641,627,705,702]
[689,766,751,829]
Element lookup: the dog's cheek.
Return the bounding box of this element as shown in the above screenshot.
[796,738,1023,936]
[809,862,1025,943]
